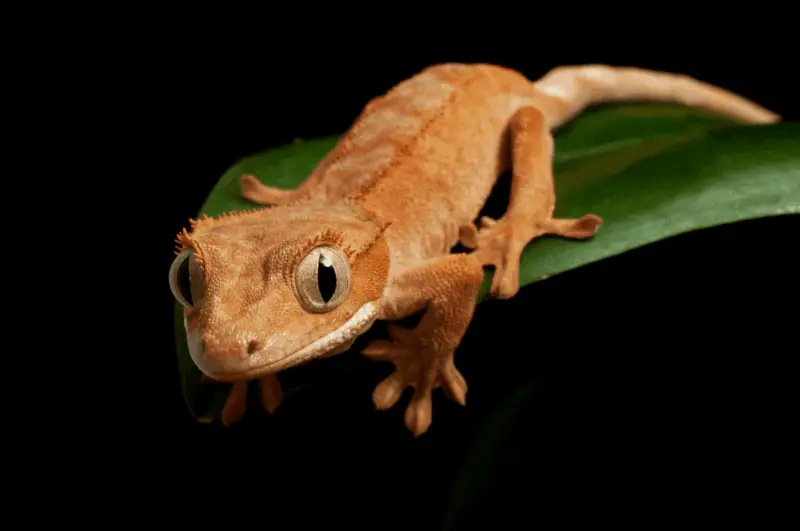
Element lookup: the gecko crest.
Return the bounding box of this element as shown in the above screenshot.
[173,228,204,266]
[173,207,277,261]
[291,228,348,261]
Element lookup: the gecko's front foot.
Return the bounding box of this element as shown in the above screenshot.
[202,373,284,426]
[460,213,601,299]
[362,323,468,437]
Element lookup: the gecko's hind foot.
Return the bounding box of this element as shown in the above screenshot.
[362,323,468,437]
[459,213,602,299]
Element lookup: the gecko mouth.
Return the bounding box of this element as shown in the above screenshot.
[185,301,379,382]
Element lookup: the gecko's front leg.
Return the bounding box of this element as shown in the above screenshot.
[239,97,386,207]
[459,106,602,299]
[239,174,295,206]
[361,253,483,436]
[239,159,331,206]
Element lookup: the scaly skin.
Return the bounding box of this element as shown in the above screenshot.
[171,63,779,435]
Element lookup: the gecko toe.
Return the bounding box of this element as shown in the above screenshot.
[479,216,497,228]
[220,381,248,427]
[544,213,603,239]
[373,373,405,410]
[458,223,479,248]
[258,374,283,414]
[361,339,396,360]
[441,363,468,406]
[405,393,433,437]
[491,271,520,299]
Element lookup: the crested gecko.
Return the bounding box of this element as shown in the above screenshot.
[169,63,779,436]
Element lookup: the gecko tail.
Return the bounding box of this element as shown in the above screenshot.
[532,64,781,129]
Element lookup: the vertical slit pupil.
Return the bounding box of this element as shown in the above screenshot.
[318,254,337,303]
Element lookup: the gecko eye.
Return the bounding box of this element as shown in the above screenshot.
[295,245,351,313]
[169,249,196,308]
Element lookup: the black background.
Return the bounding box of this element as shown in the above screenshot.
[18,16,799,529]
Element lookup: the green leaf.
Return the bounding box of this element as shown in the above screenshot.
[478,114,800,300]
[173,104,800,423]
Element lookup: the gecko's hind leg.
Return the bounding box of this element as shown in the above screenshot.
[459,106,602,299]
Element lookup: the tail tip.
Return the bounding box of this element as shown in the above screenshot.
[755,109,781,124]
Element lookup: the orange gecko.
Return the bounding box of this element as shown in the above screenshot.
[169,63,779,436]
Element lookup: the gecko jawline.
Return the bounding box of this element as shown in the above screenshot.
[184,301,379,382]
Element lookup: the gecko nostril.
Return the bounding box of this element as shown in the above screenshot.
[246,341,261,356]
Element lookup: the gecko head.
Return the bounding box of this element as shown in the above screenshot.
[168,200,391,382]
